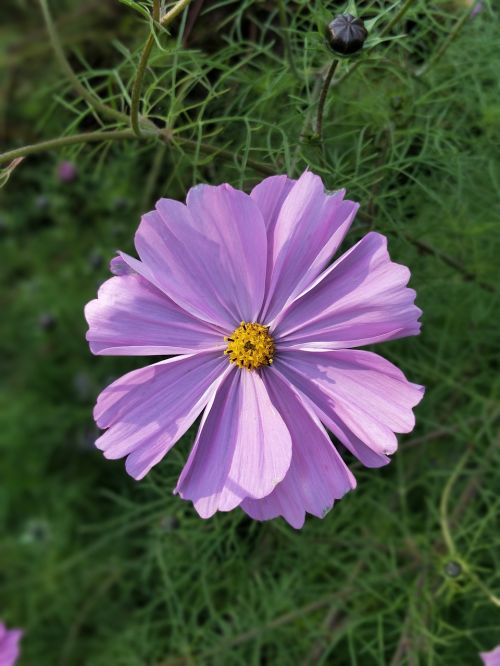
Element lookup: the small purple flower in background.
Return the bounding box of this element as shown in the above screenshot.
[481,646,500,666]
[0,621,22,666]
[470,1,483,18]
[57,160,77,183]
[85,171,424,528]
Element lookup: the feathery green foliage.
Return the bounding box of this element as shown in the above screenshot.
[0,0,499,663]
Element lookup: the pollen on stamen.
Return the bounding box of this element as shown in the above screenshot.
[224,321,275,371]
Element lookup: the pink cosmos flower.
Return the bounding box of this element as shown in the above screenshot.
[0,621,22,666]
[57,160,77,183]
[85,171,424,528]
[481,646,500,666]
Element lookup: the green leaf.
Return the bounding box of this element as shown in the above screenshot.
[116,0,151,21]
[364,1,400,31]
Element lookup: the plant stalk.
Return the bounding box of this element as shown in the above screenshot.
[130,0,193,136]
[38,0,128,124]
[315,59,339,141]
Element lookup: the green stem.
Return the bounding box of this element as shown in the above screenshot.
[380,0,416,37]
[0,129,274,177]
[130,35,156,136]
[130,0,193,136]
[418,7,472,76]
[170,135,275,176]
[0,130,139,165]
[278,0,299,80]
[315,59,339,141]
[439,449,470,556]
[152,0,161,22]
[38,0,128,124]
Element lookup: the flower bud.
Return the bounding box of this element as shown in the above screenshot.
[326,14,368,56]
[38,312,57,331]
[57,160,77,183]
[443,560,462,578]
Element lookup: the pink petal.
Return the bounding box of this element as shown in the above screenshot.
[94,352,227,479]
[250,175,296,292]
[261,171,359,322]
[176,369,292,518]
[250,175,296,232]
[132,184,267,330]
[275,349,424,466]
[109,254,134,276]
[0,623,22,666]
[481,646,500,666]
[274,232,421,349]
[85,274,224,356]
[241,370,356,529]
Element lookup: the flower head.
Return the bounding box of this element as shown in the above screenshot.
[85,171,423,528]
[0,621,23,666]
[481,646,500,666]
[326,14,368,56]
[57,160,77,183]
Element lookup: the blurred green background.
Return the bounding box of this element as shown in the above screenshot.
[1,0,499,664]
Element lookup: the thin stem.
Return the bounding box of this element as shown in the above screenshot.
[418,7,472,77]
[130,0,193,136]
[0,130,273,177]
[315,59,339,141]
[130,35,156,135]
[278,0,299,80]
[169,135,275,175]
[0,130,139,165]
[380,0,416,38]
[38,0,128,124]
[403,234,496,294]
[439,448,471,556]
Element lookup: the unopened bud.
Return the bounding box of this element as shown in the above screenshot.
[326,14,368,56]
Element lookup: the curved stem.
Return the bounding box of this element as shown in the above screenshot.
[380,0,416,37]
[418,7,472,77]
[315,59,339,141]
[278,0,299,80]
[440,448,471,556]
[166,135,275,175]
[0,130,139,165]
[130,0,193,136]
[38,0,128,124]
[130,34,156,136]
[0,130,274,177]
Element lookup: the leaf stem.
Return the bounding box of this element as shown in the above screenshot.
[418,7,473,77]
[380,0,416,38]
[278,0,299,80]
[0,130,274,177]
[130,0,193,136]
[38,0,128,124]
[168,135,275,175]
[0,130,139,164]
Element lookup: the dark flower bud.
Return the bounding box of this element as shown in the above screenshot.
[443,560,462,578]
[34,194,50,211]
[326,14,368,56]
[38,312,57,330]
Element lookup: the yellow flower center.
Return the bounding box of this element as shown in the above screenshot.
[224,322,275,371]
